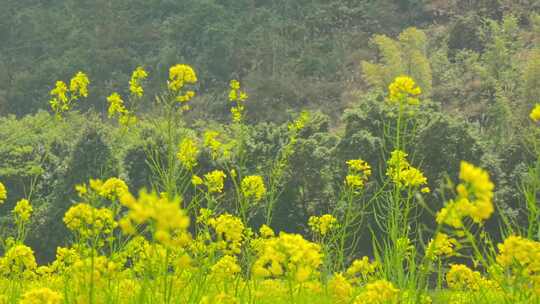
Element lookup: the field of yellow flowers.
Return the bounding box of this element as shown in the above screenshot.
[1,65,540,304]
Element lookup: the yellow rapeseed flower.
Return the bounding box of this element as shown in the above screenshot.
[446,264,490,291]
[0,181,7,204]
[118,190,191,248]
[13,199,33,223]
[50,81,68,104]
[288,111,310,134]
[84,177,129,200]
[252,232,322,282]
[69,71,90,98]
[196,208,214,224]
[168,64,197,98]
[49,81,69,116]
[177,137,199,170]
[229,79,248,123]
[96,177,129,200]
[107,92,128,117]
[49,80,66,101]
[203,130,222,159]
[192,175,203,186]
[386,150,428,188]
[328,273,353,304]
[388,76,422,105]
[353,280,400,304]
[50,72,90,118]
[129,66,148,97]
[436,161,494,228]
[425,233,458,260]
[211,255,241,279]
[346,256,379,284]
[345,159,371,190]
[208,213,245,255]
[259,224,275,238]
[530,104,540,122]
[308,214,338,236]
[241,175,267,203]
[176,90,195,104]
[19,287,63,304]
[63,203,117,240]
[0,244,37,278]
[204,170,227,193]
[51,247,80,272]
[496,236,540,276]
[200,293,239,304]
[230,80,240,90]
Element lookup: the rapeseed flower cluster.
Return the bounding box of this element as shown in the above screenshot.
[177,137,200,170]
[89,177,129,200]
[129,66,148,97]
[252,232,322,282]
[202,130,234,161]
[496,236,540,278]
[168,64,197,108]
[200,293,239,304]
[252,279,289,301]
[0,244,37,279]
[13,199,33,223]
[50,247,79,272]
[107,93,137,126]
[70,255,122,285]
[353,280,400,304]
[328,273,353,304]
[169,64,197,93]
[63,203,117,242]
[122,237,175,276]
[288,111,310,134]
[425,233,458,260]
[203,130,222,159]
[436,161,494,228]
[197,208,214,224]
[241,175,266,203]
[346,256,379,284]
[191,175,203,188]
[531,104,540,122]
[69,72,90,98]
[388,76,422,105]
[50,81,68,106]
[107,67,148,126]
[308,214,338,236]
[118,190,191,247]
[446,264,492,291]
[49,72,90,117]
[386,150,428,189]
[107,92,128,118]
[203,170,227,193]
[0,181,6,204]
[229,80,248,123]
[345,159,371,190]
[211,255,241,279]
[75,177,129,200]
[259,224,275,238]
[207,213,245,255]
[19,288,62,304]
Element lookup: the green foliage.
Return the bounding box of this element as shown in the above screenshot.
[523,48,540,103]
[362,27,432,96]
